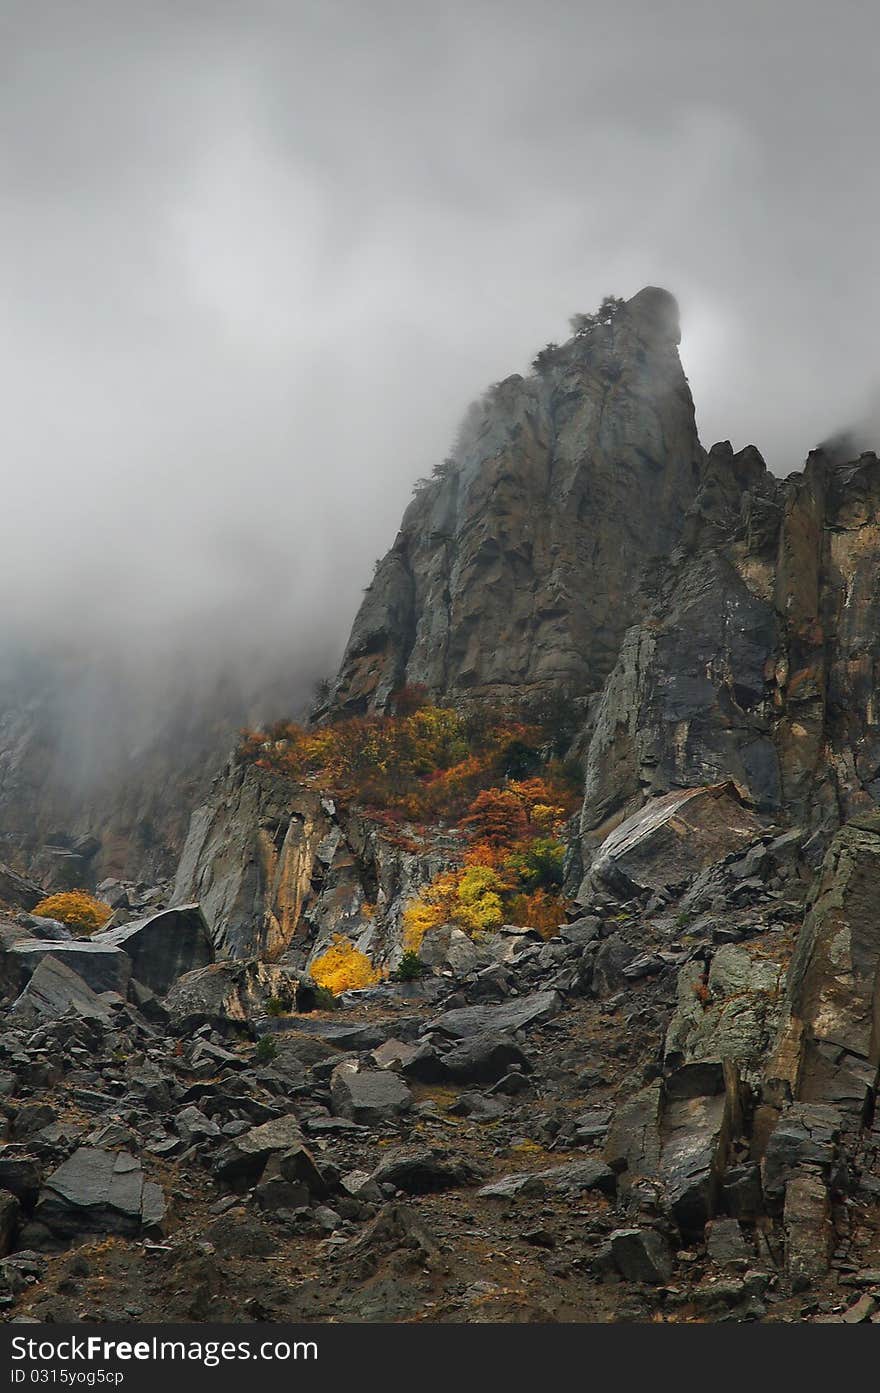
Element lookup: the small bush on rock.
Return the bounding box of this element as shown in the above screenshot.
[32,890,113,933]
[254,1036,278,1064]
[310,936,383,994]
[393,950,429,982]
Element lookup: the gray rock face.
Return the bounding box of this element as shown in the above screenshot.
[92,905,213,996]
[331,288,704,713]
[35,1148,165,1238]
[665,945,784,1082]
[172,764,333,959]
[772,815,880,1117]
[173,759,444,964]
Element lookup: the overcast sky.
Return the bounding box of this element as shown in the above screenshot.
[2,0,879,674]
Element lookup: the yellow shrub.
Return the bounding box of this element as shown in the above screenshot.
[455,865,504,932]
[402,863,505,949]
[310,935,383,993]
[32,891,113,934]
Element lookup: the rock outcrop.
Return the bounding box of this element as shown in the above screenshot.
[331,288,705,712]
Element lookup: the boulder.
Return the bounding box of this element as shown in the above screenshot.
[213,1116,305,1186]
[0,1156,42,1203]
[9,956,114,1026]
[439,1034,532,1084]
[479,1159,615,1200]
[330,1062,412,1125]
[588,783,764,899]
[1,936,131,999]
[35,1148,165,1238]
[609,1227,674,1283]
[370,1147,477,1194]
[92,904,213,996]
[164,959,297,1035]
[0,1191,20,1257]
[428,990,562,1041]
[417,926,481,976]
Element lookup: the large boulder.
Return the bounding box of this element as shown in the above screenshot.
[35,1148,165,1239]
[213,1116,305,1186]
[428,990,562,1041]
[9,956,115,1026]
[330,1062,413,1125]
[164,959,297,1035]
[0,935,131,999]
[586,783,764,899]
[93,904,213,996]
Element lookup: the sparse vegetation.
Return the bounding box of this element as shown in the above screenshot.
[569,295,626,336]
[254,1035,278,1064]
[265,996,287,1017]
[393,950,428,982]
[32,890,113,934]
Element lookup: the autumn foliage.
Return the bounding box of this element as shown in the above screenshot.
[32,891,113,934]
[238,688,582,952]
[237,691,580,828]
[309,935,384,994]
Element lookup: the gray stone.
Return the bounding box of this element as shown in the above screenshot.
[440,1034,531,1084]
[0,1192,20,1257]
[164,959,297,1035]
[609,1227,674,1283]
[1,938,131,998]
[35,1148,165,1238]
[9,956,114,1026]
[705,1217,750,1270]
[213,1115,304,1185]
[92,904,213,996]
[587,785,764,899]
[784,1173,832,1286]
[370,1148,477,1195]
[330,1063,412,1125]
[429,991,562,1041]
[478,1159,614,1201]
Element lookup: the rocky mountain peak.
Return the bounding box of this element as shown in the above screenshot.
[330,286,705,715]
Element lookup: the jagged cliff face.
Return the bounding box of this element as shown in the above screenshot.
[332,287,705,712]
[174,286,880,961]
[576,443,880,889]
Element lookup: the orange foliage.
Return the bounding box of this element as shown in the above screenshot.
[461,788,530,846]
[237,700,580,829]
